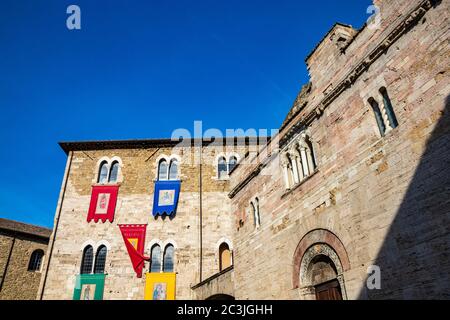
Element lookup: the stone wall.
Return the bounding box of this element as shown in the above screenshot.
[40,144,249,300]
[230,0,449,299]
[0,232,49,300]
[39,0,449,300]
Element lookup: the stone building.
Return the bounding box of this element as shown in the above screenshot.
[38,138,259,300]
[39,0,449,300]
[0,218,51,300]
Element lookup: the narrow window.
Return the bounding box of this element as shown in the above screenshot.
[28,249,44,272]
[250,201,257,227]
[109,161,119,183]
[380,87,398,129]
[228,156,238,173]
[219,243,231,271]
[254,197,261,227]
[304,138,317,174]
[163,244,174,272]
[369,97,386,136]
[93,245,107,274]
[80,245,94,274]
[287,156,295,185]
[218,157,228,179]
[168,160,179,181]
[158,159,168,181]
[150,244,161,273]
[98,161,109,184]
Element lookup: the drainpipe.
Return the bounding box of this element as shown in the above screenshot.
[38,150,74,300]
[199,144,203,283]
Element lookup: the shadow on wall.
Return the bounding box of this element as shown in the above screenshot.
[359,95,450,299]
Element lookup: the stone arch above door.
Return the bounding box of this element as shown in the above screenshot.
[292,229,350,290]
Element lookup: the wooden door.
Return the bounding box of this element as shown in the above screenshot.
[315,279,343,300]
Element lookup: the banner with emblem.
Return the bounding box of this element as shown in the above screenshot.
[118,224,149,278]
[144,273,176,300]
[73,274,105,300]
[87,185,119,223]
[152,180,181,217]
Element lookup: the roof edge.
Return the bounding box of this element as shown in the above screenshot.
[59,136,270,155]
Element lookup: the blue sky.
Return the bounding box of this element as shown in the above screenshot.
[0,0,371,228]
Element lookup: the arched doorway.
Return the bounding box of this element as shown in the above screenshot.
[307,254,342,300]
[292,229,350,300]
[206,294,235,300]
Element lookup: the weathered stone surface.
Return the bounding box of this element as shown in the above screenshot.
[0,220,50,300]
[40,145,249,300]
[230,0,450,300]
[40,0,450,300]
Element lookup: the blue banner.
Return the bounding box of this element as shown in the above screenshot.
[152,180,181,217]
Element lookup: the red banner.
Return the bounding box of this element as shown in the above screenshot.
[118,224,149,278]
[87,185,119,223]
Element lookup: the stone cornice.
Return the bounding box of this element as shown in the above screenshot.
[279,0,437,148]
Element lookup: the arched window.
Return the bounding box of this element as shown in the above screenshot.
[219,243,232,271]
[109,161,120,183]
[98,161,109,184]
[163,244,174,272]
[80,245,94,274]
[150,244,161,273]
[369,97,386,136]
[250,201,256,227]
[28,249,44,272]
[228,156,238,173]
[380,87,398,129]
[93,245,107,274]
[304,137,317,174]
[218,157,228,179]
[168,159,179,181]
[287,155,295,186]
[158,160,168,181]
[254,198,261,227]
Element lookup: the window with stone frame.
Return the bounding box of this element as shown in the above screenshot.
[163,244,175,273]
[158,159,169,181]
[218,157,228,180]
[281,133,317,190]
[80,245,94,274]
[28,249,44,272]
[217,155,239,180]
[228,156,238,173]
[93,245,107,274]
[98,161,109,184]
[379,87,398,129]
[97,159,121,184]
[168,159,179,180]
[150,244,161,273]
[109,161,120,183]
[369,87,399,137]
[219,242,232,271]
[369,97,387,136]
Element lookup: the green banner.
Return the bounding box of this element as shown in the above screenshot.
[73,274,106,300]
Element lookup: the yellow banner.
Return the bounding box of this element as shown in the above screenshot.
[144,273,176,300]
